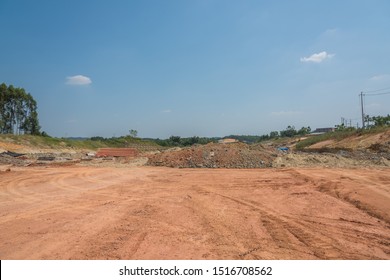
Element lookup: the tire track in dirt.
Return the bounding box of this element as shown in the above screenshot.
[186,189,251,258]
[291,168,390,224]
[182,167,389,259]
[170,183,313,259]
[0,167,132,226]
[282,168,390,258]
[1,170,45,201]
[212,191,347,259]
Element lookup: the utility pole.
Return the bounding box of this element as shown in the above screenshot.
[360,92,365,128]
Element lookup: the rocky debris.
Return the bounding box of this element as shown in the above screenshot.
[147,141,390,169]
[0,151,25,157]
[368,142,390,153]
[0,150,83,167]
[0,153,30,166]
[78,156,149,168]
[37,156,55,161]
[147,142,276,168]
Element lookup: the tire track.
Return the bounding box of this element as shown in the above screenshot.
[213,191,349,259]
[291,168,390,224]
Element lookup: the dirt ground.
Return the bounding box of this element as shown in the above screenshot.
[0,165,389,260]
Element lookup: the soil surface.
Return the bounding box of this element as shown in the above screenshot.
[0,166,389,260]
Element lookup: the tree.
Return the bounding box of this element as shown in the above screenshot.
[182,136,200,146]
[298,126,311,135]
[362,114,390,128]
[280,125,297,137]
[129,129,138,138]
[269,131,279,138]
[0,83,40,135]
[169,135,181,146]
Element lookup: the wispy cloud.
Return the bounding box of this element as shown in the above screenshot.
[162,109,172,113]
[66,75,92,85]
[365,103,381,108]
[323,28,338,35]
[300,51,334,63]
[65,119,78,123]
[270,111,303,117]
[369,74,390,81]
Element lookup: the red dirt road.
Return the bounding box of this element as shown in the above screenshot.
[0,166,389,259]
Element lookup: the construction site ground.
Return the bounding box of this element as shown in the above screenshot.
[0,165,389,260]
[0,131,389,260]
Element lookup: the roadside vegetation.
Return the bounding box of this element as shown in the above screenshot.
[217,126,312,144]
[296,122,390,150]
[0,134,159,150]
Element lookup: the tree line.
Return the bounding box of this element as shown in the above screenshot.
[0,83,40,135]
[145,126,313,147]
[364,114,390,128]
[153,136,219,146]
[225,126,312,143]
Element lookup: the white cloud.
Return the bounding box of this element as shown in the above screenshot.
[162,109,172,113]
[66,75,92,85]
[323,28,338,35]
[369,74,390,81]
[300,51,334,63]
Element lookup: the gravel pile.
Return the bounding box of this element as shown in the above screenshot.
[147,142,276,168]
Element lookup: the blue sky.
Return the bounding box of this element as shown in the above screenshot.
[1,0,390,138]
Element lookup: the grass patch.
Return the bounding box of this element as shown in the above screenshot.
[0,134,161,151]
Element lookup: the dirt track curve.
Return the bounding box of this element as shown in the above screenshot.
[0,166,389,259]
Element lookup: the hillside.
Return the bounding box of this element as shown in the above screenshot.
[1,128,390,168]
[295,127,390,153]
[0,134,162,167]
[0,134,161,154]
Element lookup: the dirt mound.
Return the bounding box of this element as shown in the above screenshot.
[147,142,276,168]
[0,140,26,153]
[305,129,390,151]
[273,152,390,168]
[96,148,138,157]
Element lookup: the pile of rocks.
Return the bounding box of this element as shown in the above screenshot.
[0,152,30,166]
[147,142,276,168]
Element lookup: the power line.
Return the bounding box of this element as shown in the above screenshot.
[363,86,390,93]
[364,91,390,96]
[359,86,390,128]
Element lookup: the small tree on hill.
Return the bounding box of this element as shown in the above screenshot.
[280,125,297,137]
[129,129,138,138]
